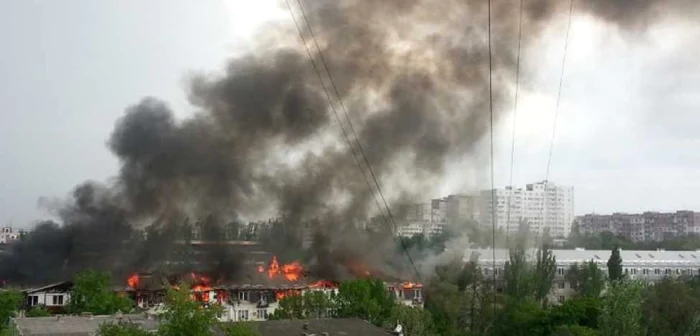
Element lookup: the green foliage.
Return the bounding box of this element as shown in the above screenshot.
[504,247,534,301]
[158,283,223,336]
[491,298,550,336]
[97,322,151,336]
[534,245,557,305]
[641,278,700,336]
[0,289,22,329]
[221,322,261,336]
[566,261,606,298]
[383,304,436,336]
[335,279,396,326]
[69,270,133,315]
[606,247,623,282]
[598,281,644,336]
[552,324,599,336]
[25,306,51,317]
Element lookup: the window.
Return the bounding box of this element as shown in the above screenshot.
[27,295,38,307]
[558,296,565,303]
[557,268,565,276]
[654,268,661,275]
[676,269,681,275]
[631,268,638,275]
[238,291,249,301]
[642,268,648,275]
[52,295,64,306]
[665,269,671,275]
[237,310,249,321]
[256,309,268,320]
[558,282,565,289]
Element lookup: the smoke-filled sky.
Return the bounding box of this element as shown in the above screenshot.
[1,0,700,228]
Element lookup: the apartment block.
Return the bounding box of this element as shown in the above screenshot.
[481,181,574,238]
[576,211,700,242]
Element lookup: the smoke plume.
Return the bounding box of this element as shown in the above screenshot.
[0,0,695,285]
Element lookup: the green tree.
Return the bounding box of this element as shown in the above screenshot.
[566,261,606,298]
[97,322,151,336]
[504,247,534,301]
[158,283,222,336]
[598,281,644,336]
[606,246,623,282]
[69,270,133,315]
[534,244,557,305]
[25,306,51,317]
[0,289,22,330]
[491,298,550,336]
[552,324,599,336]
[641,278,700,336]
[383,304,436,336]
[335,279,395,326]
[221,322,261,336]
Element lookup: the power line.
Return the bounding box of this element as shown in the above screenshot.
[545,0,575,182]
[506,0,525,246]
[285,0,422,282]
[487,0,497,315]
[294,0,422,282]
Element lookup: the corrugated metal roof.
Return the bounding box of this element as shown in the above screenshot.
[464,248,700,266]
[12,315,159,336]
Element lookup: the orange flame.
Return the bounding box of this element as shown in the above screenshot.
[266,255,304,282]
[309,280,337,289]
[127,274,139,288]
[402,282,423,289]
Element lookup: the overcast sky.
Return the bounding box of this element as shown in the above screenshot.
[1,0,699,228]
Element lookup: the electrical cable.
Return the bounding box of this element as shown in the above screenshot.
[545,0,575,182]
[285,0,422,282]
[506,0,525,247]
[487,0,497,315]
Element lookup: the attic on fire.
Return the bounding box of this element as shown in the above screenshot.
[121,254,423,322]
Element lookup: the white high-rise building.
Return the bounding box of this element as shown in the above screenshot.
[481,181,574,238]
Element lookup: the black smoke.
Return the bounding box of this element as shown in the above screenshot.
[1,0,696,285]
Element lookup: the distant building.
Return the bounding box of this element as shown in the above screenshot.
[466,248,700,302]
[481,181,574,238]
[576,211,700,242]
[0,227,20,244]
[22,282,73,313]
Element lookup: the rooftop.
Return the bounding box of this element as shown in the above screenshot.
[466,248,700,266]
[11,314,159,336]
[220,318,391,336]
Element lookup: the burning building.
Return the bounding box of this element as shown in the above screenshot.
[124,253,423,322]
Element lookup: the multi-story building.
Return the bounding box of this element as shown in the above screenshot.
[576,211,700,242]
[396,202,441,237]
[465,247,700,302]
[481,181,574,238]
[0,227,20,244]
[445,194,482,225]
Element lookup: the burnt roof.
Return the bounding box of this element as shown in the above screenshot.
[220,318,391,336]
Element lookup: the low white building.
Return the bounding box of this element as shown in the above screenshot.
[465,248,700,302]
[23,282,72,311]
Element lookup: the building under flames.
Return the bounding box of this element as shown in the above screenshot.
[124,254,424,322]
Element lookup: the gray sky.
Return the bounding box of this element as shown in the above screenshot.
[1,0,699,228]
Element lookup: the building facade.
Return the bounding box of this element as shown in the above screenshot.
[576,211,700,242]
[480,181,574,238]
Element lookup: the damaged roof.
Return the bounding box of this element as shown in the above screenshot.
[220,318,391,336]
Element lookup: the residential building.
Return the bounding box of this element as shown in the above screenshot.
[22,282,72,313]
[0,227,20,244]
[465,247,700,302]
[576,211,700,242]
[445,194,482,225]
[481,181,574,238]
